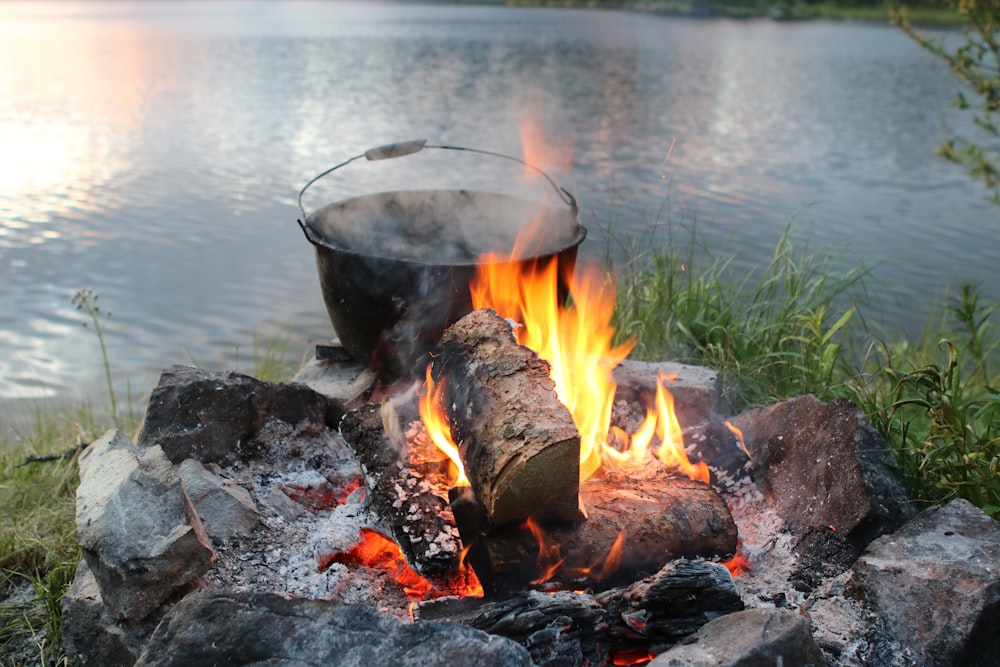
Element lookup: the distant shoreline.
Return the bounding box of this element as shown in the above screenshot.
[445,0,964,25]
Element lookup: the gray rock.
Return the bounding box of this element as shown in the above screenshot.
[134,589,535,667]
[137,365,343,465]
[729,395,915,547]
[60,560,164,667]
[849,498,1000,666]
[177,458,260,542]
[649,608,826,667]
[76,429,215,620]
[266,485,306,522]
[292,356,377,405]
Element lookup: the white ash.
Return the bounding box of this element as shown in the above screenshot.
[199,418,415,618]
[711,464,872,665]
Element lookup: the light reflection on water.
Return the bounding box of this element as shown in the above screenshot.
[0,2,996,430]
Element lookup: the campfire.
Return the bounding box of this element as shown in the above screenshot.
[351,237,740,600]
[62,138,999,667]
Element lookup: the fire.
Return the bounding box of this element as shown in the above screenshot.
[525,516,627,586]
[470,255,707,484]
[419,365,469,487]
[320,528,482,600]
[724,420,752,459]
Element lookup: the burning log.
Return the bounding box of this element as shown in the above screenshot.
[430,308,582,527]
[340,403,461,574]
[470,472,737,593]
[415,559,744,667]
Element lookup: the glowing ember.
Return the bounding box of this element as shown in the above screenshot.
[418,366,469,487]
[722,540,752,577]
[611,647,656,665]
[319,528,482,600]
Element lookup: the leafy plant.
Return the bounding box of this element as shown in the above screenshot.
[894,0,1000,203]
[866,285,1000,517]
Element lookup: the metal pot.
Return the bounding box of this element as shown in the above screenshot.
[297,140,586,378]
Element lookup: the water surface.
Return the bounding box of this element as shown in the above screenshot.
[1,1,995,427]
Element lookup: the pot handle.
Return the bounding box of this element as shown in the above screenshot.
[296,139,578,226]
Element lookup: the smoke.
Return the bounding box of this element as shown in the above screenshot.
[307,190,579,264]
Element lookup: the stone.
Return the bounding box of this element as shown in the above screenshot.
[728,395,915,547]
[177,458,260,542]
[76,429,215,620]
[133,589,535,667]
[649,608,826,667]
[137,365,344,466]
[613,360,725,428]
[60,560,164,667]
[293,355,377,405]
[849,498,1000,666]
[265,485,306,522]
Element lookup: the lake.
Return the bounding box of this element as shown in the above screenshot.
[1,1,996,428]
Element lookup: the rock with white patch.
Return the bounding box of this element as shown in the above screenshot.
[76,429,215,620]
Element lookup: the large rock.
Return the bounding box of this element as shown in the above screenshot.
[729,395,915,547]
[134,589,535,667]
[137,365,343,465]
[60,560,164,667]
[649,608,826,667]
[176,458,259,542]
[849,498,1000,666]
[76,429,215,620]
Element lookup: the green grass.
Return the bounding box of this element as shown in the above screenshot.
[609,223,999,519]
[0,408,95,666]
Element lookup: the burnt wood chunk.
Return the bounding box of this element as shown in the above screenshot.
[476,472,738,593]
[431,308,581,527]
[339,403,461,574]
[415,559,743,667]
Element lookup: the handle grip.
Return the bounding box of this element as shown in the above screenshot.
[297,140,577,224]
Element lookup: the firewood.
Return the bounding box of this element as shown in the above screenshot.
[340,403,461,574]
[415,559,743,667]
[431,308,581,527]
[475,471,738,593]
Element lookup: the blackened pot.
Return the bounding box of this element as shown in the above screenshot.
[297,143,586,378]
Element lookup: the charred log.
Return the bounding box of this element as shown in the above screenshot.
[431,308,581,527]
[339,403,460,574]
[471,472,738,593]
[415,559,743,667]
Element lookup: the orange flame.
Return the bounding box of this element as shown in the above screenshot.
[525,517,627,585]
[724,420,751,459]
[419,366,469,487]
[468,253,709,485]
[525,517,566,585]
[321,528,482,600]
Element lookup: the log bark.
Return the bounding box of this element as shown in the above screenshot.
[414,559,744,667]
[339,403,461,574]
[473,471,738,593]
[431,308,581,527]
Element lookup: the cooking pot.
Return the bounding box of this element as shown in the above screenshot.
[296,140,587,377]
